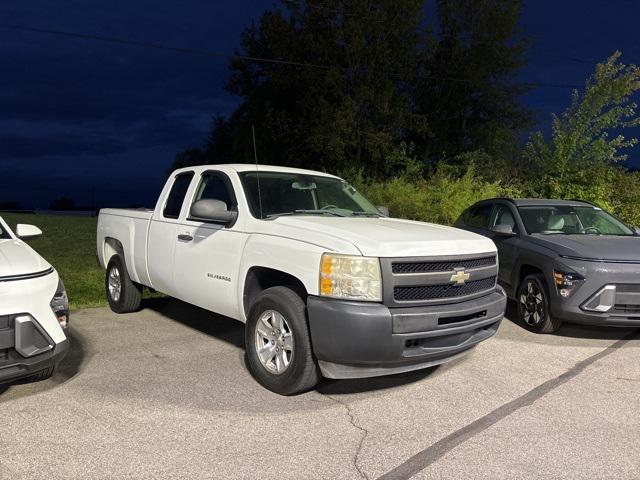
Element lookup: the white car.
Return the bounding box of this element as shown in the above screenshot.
[0,216,69,384]
[97,165,506,395]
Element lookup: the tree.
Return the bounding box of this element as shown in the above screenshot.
[175,0,430,177]
[522,51,640,205]
[415,0,531,166]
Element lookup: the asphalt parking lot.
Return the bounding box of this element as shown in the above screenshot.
[1,299,638,480]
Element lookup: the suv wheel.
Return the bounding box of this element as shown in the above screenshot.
[517,273,562,333]
[245,286,320,395]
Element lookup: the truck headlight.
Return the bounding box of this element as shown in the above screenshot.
[50,278,69,328]
[320,253,382,301]
[553,270,584,298]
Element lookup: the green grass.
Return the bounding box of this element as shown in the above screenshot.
[2,213,104,310]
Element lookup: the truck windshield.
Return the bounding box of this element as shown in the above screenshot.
[518,205,634,236]
[239,171,381,219]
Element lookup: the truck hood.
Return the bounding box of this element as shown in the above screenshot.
[272,216,496,257]
[0,239,52,278]
[529,234,640,262]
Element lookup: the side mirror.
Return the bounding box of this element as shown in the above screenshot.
[16,224,42,239]
[377,205,390,217]
[491,224,516,236]
[634,227,640,236]
[190,199,237,225]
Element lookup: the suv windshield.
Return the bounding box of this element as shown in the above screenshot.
[239,171,381,219]
[518,205,634,236]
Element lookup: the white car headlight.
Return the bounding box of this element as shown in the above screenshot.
[319,253,382,301]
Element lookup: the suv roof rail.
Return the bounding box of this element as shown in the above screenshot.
[567,198,600,207]
[483,197,516,204]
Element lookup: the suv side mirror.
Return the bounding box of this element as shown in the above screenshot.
[190,199,237,225]
[377,205,390,217]
[634,227,640,236]
[491,224,516,236]
[16,224,42,239]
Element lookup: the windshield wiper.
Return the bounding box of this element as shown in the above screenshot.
[351,211,383,217]
[266,209,347,219]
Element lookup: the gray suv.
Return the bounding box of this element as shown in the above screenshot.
[455,198,640,333]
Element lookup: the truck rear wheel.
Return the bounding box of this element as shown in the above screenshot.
[106,255,142,313]
[517,274,562,333]
[245,286,320,395]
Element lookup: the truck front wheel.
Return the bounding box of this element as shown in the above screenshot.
[105,256,142,314]
[245,287,320,395]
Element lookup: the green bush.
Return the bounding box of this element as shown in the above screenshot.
[608,168,640,227]
[348,162,519,225]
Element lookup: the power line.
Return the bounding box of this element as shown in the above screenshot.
[0,23,333,71]
[0,22,585,89]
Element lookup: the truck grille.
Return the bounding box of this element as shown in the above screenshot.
[380,253,498,307]
[394,276,497,301]
[392,256,496,274]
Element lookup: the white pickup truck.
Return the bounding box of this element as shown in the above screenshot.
[97,164,506,394]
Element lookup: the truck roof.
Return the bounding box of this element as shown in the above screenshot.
[172,164,341,179]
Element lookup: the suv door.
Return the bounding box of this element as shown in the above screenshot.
[173,170,248,319]
[487,203,520,291]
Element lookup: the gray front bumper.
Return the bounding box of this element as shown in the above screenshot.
[307,287,506,379]
[549,258,640,327]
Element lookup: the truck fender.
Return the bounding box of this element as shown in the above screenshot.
[237,235,328,322]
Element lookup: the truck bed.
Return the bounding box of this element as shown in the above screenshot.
[97,208,154,286]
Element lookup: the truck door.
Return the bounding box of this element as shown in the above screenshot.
[147,171,195,297]
[173,170,247,319]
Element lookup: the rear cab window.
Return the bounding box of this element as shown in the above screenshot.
[163,172,195,219]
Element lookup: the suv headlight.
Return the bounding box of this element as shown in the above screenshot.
[50,278,69,328]
[553,270,584,298]
[320,253,382,301]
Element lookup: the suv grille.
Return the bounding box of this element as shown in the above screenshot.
[394,276,497,301]
[392,256,496,274]
[613,304,640,315]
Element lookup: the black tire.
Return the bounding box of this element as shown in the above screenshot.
[517,273,562,333]
[245,286,320,395]
[105,255,142,313]
[28,366,55,383]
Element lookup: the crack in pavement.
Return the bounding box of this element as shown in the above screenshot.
[377,329,639,480]
[324,393,370,480]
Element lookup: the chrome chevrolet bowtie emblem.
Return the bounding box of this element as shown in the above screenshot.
[450,270,470,285]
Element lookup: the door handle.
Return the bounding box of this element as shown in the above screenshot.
[177,234,193,242]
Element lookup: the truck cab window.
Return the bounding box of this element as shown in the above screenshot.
[163,172,194,219]
[193,173,235,209]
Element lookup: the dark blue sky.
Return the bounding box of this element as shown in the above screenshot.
[1,0,639,208]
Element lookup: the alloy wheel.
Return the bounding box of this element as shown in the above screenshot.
[108,266,122,302]
[520,281,544,326]
[254,309,294,375]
